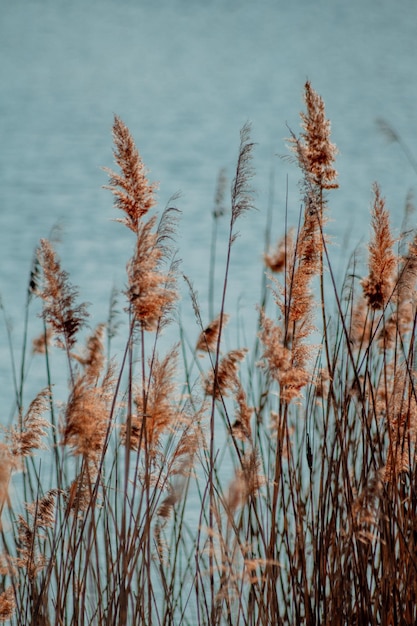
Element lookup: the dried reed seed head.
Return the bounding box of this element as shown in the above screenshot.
[8,388,51,458]
[204,348,248,399]
[71,323,106,381]
[25,489,62,528]
[264,230,294,273]
[37,239,89,349]
[122,348,179,451]
[0,586,16,622]
[196,313,230,352]
[32,328,53,355]
[275,206,322,327]
[231,122,256,224]
[62,379,110,460]
[313,368,332,399]
[361,183,397,310]
[156,491,179,520]
[278,367,311,403]
[15,516,47,579]
[258,314,291,378]
[226,451,264,513]
[376,312,401,352]
[349,295,373,349]
[0,444,19,513]
[126,216,178,330]
[66,469,97,515]
[105,115,157,232]
[231,384,253,441]
[381,364,417,481]
[290,80,338,190]
[395,233,417,303]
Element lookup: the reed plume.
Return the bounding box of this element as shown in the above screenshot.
[231,383,253,441]
[378,232,417,350]
[0,444,17,516]
[204,348,248,399]
[127,212,178,331]
[122,346,179,452]
[196,313,230,353]
[104,115,157,232]
[361,183,397,310]
[226,450,264,513]
[62,375,112,462]
[37,239,89,350]
[230,122,255,229]
[381,363,417,482]
[0,587,15,622]
[15,515,47,579]
[7,388,50,459]
[289,80,338,191]
[71,323,106,384]
[25,489,61,529]
[264,230,293,273]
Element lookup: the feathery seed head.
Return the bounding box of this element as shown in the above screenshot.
[104,115,157,232]
[361,183,397,309]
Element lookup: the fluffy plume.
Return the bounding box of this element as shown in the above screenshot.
[126,213,178,331]
[15,515,47,579]
[286,209,322,324]
[8,388,50,459]
[71,323,106,384]
[226,451,264,513]
[204,348,248,399]
[196,313,230,353]
[381,364,417,482]
[231,122,256,227]
[0,587,15,622]
[361,183,397,310]
[258,313,313,403]
[0,444,17,515]
[66,470,95,516]
[378,232,417,350]
[104,115,157,232]
[122,347,179,452]
[25,489,61,529]
[349,294,373,349]
[264,230,293,273]
[37,239,89,350]
[289,80,338,190]
[231,383,253,441]
[32,328,53,355]
[62,372,113,461]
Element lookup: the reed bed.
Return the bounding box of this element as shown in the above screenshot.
[0,82,416,625]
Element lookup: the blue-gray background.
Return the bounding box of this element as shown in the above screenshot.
[1,0,417,412]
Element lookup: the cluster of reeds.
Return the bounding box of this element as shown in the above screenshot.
[0,83,416,625]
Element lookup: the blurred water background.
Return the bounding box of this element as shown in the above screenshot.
[1,0,417,416]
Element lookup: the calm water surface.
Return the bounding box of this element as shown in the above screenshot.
[1,0,417,411]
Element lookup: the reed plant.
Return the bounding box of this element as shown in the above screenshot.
[0,83,416,625]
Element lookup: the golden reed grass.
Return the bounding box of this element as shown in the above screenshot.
[0,83,416,625]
